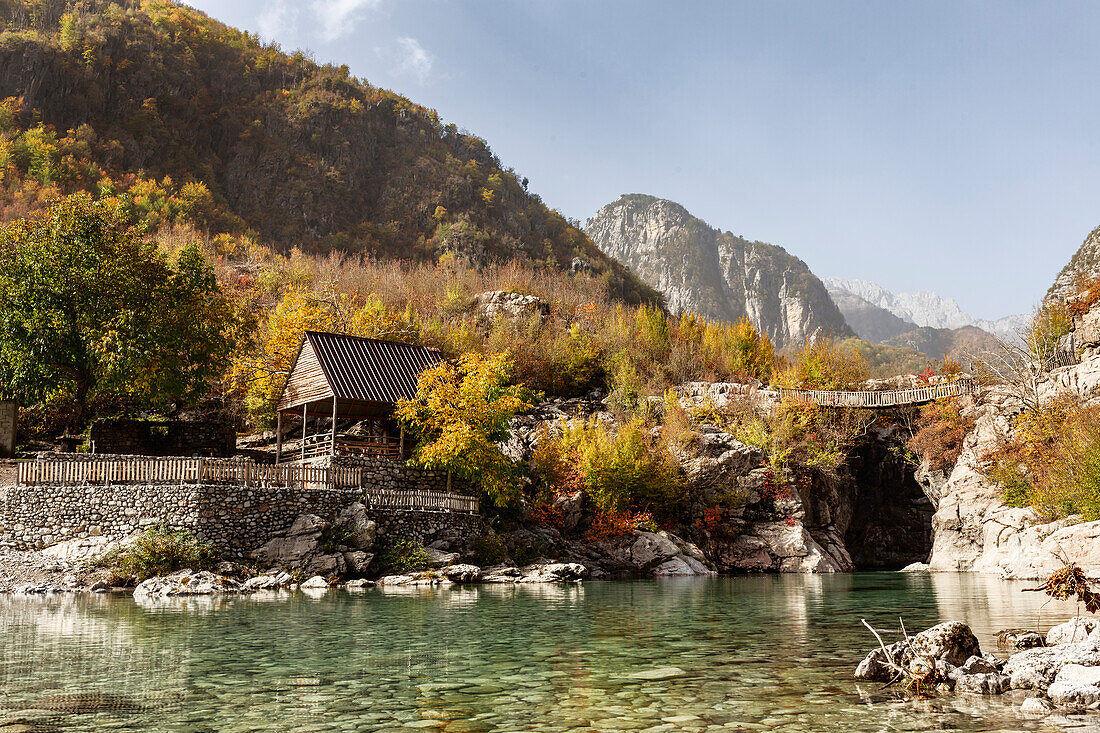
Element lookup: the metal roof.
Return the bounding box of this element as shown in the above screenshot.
[301,331,442,405]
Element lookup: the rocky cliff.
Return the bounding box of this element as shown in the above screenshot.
[1050,224,1100,301]
[585,194,853,348]
[914,303,1100,579]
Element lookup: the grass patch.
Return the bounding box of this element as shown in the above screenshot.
[93,523,217,583]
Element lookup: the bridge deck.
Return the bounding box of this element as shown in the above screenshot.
[764,378,976,408]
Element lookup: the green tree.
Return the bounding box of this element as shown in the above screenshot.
[0,194,237,432]
[395,351,537,507]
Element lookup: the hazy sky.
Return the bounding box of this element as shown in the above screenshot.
[189,1,1100,319]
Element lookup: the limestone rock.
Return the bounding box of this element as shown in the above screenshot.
[472,291,549,321]
[377,572,452,587]
[345,578,374,589]
[1047,618,1100,646]
[652,556,715,576]
[997,629,1044,649]
[440,564,481,582]
[1019,696,1057,714]
[251,514,325,569]
[1047,663,1100,707]
[334,503,376,550]
[342,550,373,575]
[241,575,282,591]
[516,562,587,582]
[584,194,852,348]
[133,570,240,597]
[1003,639,1100,691]
[423,548,460,568]
[302,553,345,578]
[300,576,328,589]
[855,622,981,682]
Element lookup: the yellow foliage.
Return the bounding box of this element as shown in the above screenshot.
[395,352,538,506]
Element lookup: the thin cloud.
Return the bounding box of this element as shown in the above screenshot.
[395,37,433,83]
[311,0,383,41]
[257,0,296,41]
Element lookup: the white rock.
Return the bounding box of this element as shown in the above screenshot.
[1047,618,1100,646]
[1048,663,1100,706]
[300,576,328,589]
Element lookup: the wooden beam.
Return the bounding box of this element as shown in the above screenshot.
[331,396,338,458]
[275,411,283,464]
[301,402,308,463]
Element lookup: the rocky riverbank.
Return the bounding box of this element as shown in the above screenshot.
[914,303,1100,579]
[855,618,1100,717]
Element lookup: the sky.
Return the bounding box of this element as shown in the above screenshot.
[189,0,1100,320]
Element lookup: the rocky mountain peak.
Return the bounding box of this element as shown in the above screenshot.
[585,194,853,348]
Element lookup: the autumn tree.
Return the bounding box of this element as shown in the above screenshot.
[395,351,537,506]
[0,194,237,432]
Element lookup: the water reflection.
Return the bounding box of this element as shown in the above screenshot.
[0,574,1090,732]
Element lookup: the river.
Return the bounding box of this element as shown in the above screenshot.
[0,573,1095,731]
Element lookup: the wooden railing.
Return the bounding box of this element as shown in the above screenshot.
[15,456,478,513]
[294,434,401,462]
[771,379,977,408]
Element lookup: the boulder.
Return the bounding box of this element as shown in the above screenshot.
[472,291,549,321]
[441,564,481,583]
[133,570,240,597]
[334,503,376,550]
[345,578,374,590]
[1003,639,1100,691]
[1046,617,1100,646]
[300,576,328,589]
[1047,663,1100,707]
[653,556,716,576]
[517,562,587,583]
[1019,696,1057,715]
[241,575,282,591]
[302,553,345,578]
[251,514,326,568]
[997,629,1045,649]
[377,572,452,587]
[855,622,981,682]
[342,550,374,575]
[423,548,460,568]
[948,656,1010,694]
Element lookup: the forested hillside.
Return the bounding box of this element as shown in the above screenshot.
[0,0,653,301]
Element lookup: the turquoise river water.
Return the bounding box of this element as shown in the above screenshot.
[1,573,1098,732]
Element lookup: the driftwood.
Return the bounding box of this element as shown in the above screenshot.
[860,618,935,694]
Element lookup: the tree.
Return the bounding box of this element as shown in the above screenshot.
[0,194,237,432]
[395,352,538,507]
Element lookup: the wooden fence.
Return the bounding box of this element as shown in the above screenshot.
[771,378,977,408]
[15,457,479,513]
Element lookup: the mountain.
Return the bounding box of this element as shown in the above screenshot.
[824,278,1027,342]
[882,326,1001,361]
[1050,224,1100,301]
[584,194,853,348]
[825,289,918,343]
[0,0,655,303]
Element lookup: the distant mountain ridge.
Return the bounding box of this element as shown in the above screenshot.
[584,194,853,349]
[824,278,1027,342]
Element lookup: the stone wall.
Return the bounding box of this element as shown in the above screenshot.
[89,417,235,457]
[0,482,484,555]
[0,460,16,488]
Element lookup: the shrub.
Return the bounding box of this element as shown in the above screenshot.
[1025,301,1072,366]
[776,337,869,390]
[558,417,685,516]
[470,533,509,566]
[907,397,976,472]
[93,523,217,583]
[984,396,1100,520]
[375,540,435,574]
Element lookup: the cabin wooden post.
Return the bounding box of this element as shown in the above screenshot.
[275,411,283,464]
[301,402,308,463]
[330,396,338,457]
[447,469,452,492]
[399,426,405,460]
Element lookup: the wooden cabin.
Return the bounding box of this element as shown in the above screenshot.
[274,331,443,464]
